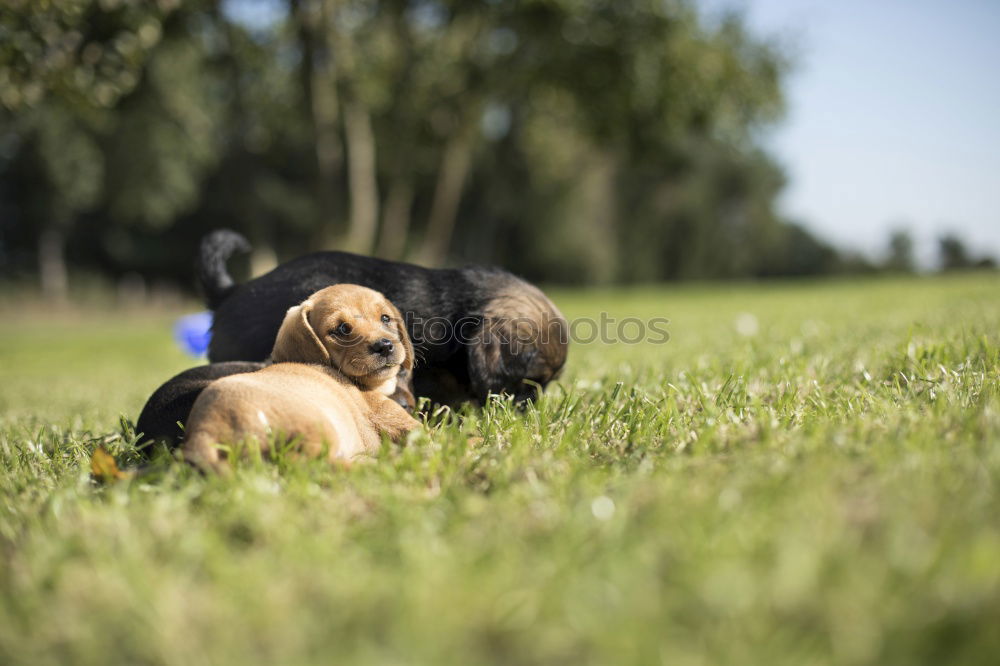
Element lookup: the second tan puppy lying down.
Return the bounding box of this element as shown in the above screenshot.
[183,285,421,473]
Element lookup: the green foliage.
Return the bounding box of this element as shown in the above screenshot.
[1,0,843,287]
[0,0,165,114]
[104,32,223,229]
[0,0,209,284]
[938,233,995,272]
[1,274,999,663]
[33,103,104,215]
[886,229,916,273]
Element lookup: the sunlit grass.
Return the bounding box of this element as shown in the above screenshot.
[1,273,998,665]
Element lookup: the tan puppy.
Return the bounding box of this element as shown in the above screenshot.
[183,285,420,473]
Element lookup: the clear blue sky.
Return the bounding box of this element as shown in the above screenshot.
[709,0,1000,265]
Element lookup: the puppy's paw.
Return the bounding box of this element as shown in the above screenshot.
[389,385,416,411]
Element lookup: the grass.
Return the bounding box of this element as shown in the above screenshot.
[1,273,998,665]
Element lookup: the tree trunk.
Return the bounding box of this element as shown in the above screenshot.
[417,128,475,266]
[341,99,379,254]
[290,0,342,247]
[311,75,341,247]
[38,227,68,302]
[376,174,414,260]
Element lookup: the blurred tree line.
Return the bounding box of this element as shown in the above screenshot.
[0,0,991,299]
[881,228,996,275]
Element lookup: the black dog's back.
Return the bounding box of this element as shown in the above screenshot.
[202,233,470,363]
[196,229,567,409]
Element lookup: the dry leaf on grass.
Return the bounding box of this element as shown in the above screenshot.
[90,446,134,483]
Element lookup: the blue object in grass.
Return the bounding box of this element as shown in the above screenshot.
[173,311,213,358]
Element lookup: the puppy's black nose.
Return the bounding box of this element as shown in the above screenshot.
[370,338,394,356]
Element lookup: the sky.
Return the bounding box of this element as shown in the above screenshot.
[708,0,1000,266]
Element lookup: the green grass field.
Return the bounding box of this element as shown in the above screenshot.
[1,274,998,665]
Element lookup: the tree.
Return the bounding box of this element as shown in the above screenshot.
[0,0,211,298]
[886,228,915,273]
[939,234,972,271]
[1,0,851,288]
[1,2,144,296]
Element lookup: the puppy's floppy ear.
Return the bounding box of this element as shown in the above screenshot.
[387,301,414,373]
[270,300,330,364]
[467,316,507,401]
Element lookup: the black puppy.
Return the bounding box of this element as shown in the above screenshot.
[202,230,568,405]
[135,230,568,447]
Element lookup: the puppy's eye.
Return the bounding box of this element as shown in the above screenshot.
[332,322,352,336]
[381,314,391,324]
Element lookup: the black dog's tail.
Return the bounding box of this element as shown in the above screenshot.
[197,229,252,309]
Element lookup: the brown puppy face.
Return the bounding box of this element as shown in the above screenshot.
[270,285,413,391]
